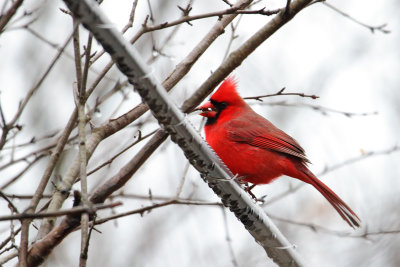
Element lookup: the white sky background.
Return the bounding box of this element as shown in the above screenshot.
[0,0,399,266]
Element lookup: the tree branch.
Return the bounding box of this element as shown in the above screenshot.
[323,2,390,34]
[0,0,24,33]
[260,101,378,117]
[0,202,122,221]
[243,87,319,101]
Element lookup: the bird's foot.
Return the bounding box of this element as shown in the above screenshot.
[243,184,266,203]
[244,184,257,199]
[231,175,265,203]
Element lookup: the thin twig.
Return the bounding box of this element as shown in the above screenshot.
[147,1,194,64]
[175,116,204,198]
[0,191,19,214]
[23,26,59,49]
[120,0,138,33]
[89,0,139,65]
[244,87,319,101]
[0,227,21,252]
[323,2,390,34]
[3,193,53,199]
[2,129,59,150]
[0,24,76,151]
[0,95,7,128]
[0,144,52,172]
[93,199,222,225]
[136,5,280,36]
[259,100,378,117]
[86,130,156,177]
[0,154,47,190]
[222,14,242,61]
[0,202,122,221]
[175,162,190,198]
[111,192,211,203]
[221,207,239,267]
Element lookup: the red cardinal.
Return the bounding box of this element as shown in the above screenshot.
[197,77,360,228]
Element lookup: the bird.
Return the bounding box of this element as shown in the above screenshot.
[196,77,360,228]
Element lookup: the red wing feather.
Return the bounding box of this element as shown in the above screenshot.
[226,117,310,163]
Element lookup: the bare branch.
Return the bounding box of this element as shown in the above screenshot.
[222,14,242,61]
[86,130,156,177]
[0,227,21,252]
[0,25,76,151]
[0,191,19,214]
[0,0,24,33]
[260,100,378,117]
[0,153,47,190]
[244,87,319,101]
[323,2,390,34]
[89,129,169,204]
[139,6,280,33]
[221,207,239,267]
[2,193,52,200]
[0,202,122,221]
[93,199,222,225]
[120,0,138,33]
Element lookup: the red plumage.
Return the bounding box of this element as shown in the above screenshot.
[197,77,360,228]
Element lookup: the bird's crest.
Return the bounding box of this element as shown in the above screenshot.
[210,76,244,106]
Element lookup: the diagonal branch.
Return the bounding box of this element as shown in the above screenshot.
[0,0,24,33]
[323,2,390,34]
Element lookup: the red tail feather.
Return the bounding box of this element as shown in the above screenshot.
[300,169,360,228]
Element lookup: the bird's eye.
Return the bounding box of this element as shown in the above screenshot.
[210,99,228,110]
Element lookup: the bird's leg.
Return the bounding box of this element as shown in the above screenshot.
[231,175,264,202]
[240,182,265,203]
[244,184,264,203]
[243,184,267,203]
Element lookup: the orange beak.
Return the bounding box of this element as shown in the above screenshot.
[195,101,217,117]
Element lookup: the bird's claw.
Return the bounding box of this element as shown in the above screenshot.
[231,175,263,202]
[240,183,265,203]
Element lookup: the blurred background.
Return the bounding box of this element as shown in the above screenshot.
[0,0,399,266]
